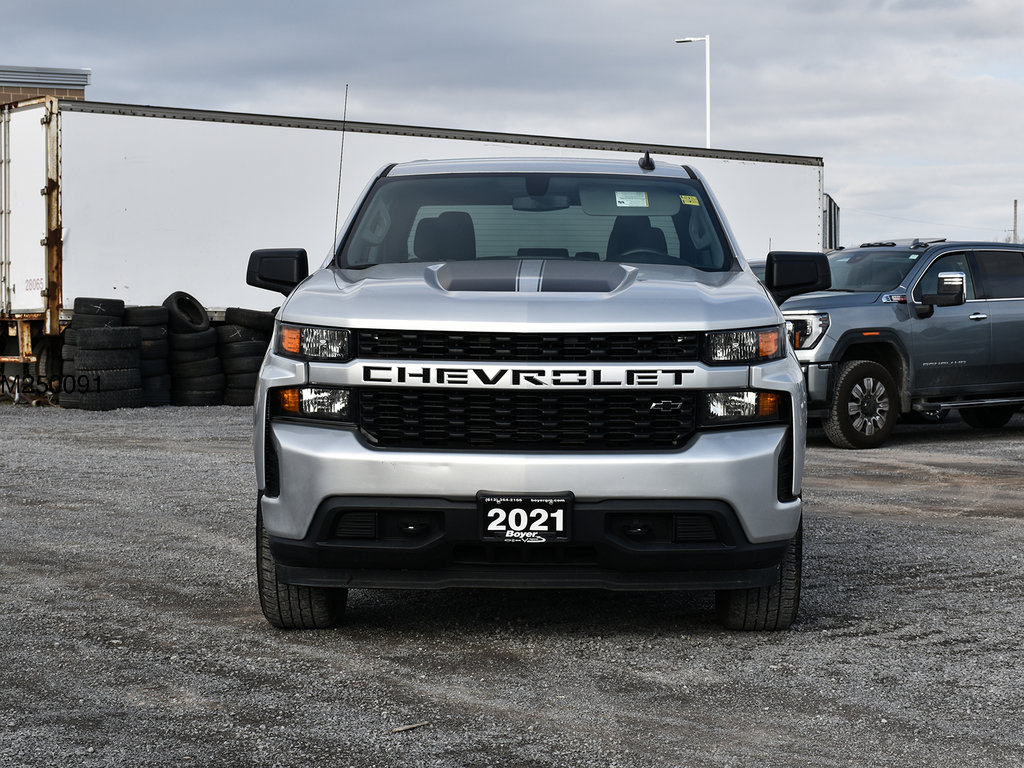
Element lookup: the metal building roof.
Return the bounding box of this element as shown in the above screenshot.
[0,65,91,88]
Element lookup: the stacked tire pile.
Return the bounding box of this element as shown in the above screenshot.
[126,305,172,407]
[218,307,275,406]
[163,292,224,407]
[61,297,128,410]
[74,326,145,411]
[59,293,273,410]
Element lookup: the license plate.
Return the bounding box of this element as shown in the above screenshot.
[478,492,573,543]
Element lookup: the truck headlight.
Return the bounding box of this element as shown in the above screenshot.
[277,324,352,361]
[701,391,783,426]
[273,386,354,422]
[783,312,830,350]
[704,326,784,364]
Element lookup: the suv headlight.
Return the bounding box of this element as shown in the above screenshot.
[704,326,784,365]
[277,324,352,361]
[783,312,830,350]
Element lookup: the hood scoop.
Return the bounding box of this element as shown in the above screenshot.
[431,260,633,293]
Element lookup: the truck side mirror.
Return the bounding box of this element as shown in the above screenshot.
[914,271,965,318]
[247,248,309,295]
[923,271,966,307]
[763,251,832,305]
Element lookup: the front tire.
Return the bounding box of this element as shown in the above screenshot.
[959,405,1018,429]
[824,360,898,449]
[716,524,802,631]
[257,505,346,629]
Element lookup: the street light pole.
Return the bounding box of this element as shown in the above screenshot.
[674,35,711,148]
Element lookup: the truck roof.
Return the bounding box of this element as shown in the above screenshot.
[383,156,701,180]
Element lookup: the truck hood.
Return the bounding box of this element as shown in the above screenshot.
[781,290,885,311]
[279,261,782,332]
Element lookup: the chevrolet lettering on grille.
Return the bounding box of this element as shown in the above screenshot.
[362,365,695,387]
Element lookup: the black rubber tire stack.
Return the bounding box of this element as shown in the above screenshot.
[75,326,144,411]
[60,328,81,409]
[163,292,224,406]
[61,297,126,408]
[125,305,172,407]
[218,307,275,406]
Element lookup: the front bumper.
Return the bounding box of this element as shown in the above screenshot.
[266,494,793,591]
[254,351,806,591]
[257,419,802,592]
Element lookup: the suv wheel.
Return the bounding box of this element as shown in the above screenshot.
[824,360,897,449]
[959,405,1018,429]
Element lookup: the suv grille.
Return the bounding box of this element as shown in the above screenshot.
[356,330,700,362]
[358,389,697,450]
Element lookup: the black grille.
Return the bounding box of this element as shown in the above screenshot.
[673,514,718,542]
[357,389,697,450]
[333,511,378,539]
[356,330,700,362]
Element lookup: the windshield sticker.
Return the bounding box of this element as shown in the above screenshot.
[680,195,700,206]
[615,191,649,208]
[909,254,920,260]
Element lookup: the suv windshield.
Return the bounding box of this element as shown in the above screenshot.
[337,173,733,270]
[828,248,920,291]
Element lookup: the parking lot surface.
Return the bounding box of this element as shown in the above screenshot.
[1,406,1022,767]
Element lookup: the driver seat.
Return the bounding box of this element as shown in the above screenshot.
[606,216,667,261]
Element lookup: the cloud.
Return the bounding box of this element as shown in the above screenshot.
[4,0,1023,246]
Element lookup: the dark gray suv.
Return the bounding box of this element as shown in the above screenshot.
[779,239,1024,448]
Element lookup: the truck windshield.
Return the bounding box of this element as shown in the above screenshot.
[827,249,919,292]
[336,173,733,270]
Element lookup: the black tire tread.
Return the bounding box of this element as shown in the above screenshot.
[73,297,125,317]
[123,305,169,326]
[716,524,801,631]
[162,292,211,334]
[257,505,345,629]
[75,349,141,372]
[226,307,276,333]
[221,355,263,375]
[80,387,145,411]
[823,360,898,450]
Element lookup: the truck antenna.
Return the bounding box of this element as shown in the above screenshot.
[333,84,350,250]
[638,151,655,171]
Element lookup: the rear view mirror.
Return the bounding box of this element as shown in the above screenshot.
[763,251,832,305]
[247,248,309,295]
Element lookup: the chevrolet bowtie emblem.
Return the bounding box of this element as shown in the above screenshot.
[650,400,687,412]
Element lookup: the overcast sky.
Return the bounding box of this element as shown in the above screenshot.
[5,0,1023,248]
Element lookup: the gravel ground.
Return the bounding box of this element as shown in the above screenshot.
[1,404,1022,768]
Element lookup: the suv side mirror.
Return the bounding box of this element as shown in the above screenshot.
[924,271,966,307]
[914,270,965,318]
[763,251,832,305]
[247,248,309,295]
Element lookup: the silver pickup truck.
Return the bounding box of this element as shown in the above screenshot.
[246,155,830,630]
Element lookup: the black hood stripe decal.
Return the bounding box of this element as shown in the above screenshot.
[435,260,629,293]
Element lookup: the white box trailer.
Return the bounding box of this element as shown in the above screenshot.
[1,96,833,373]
